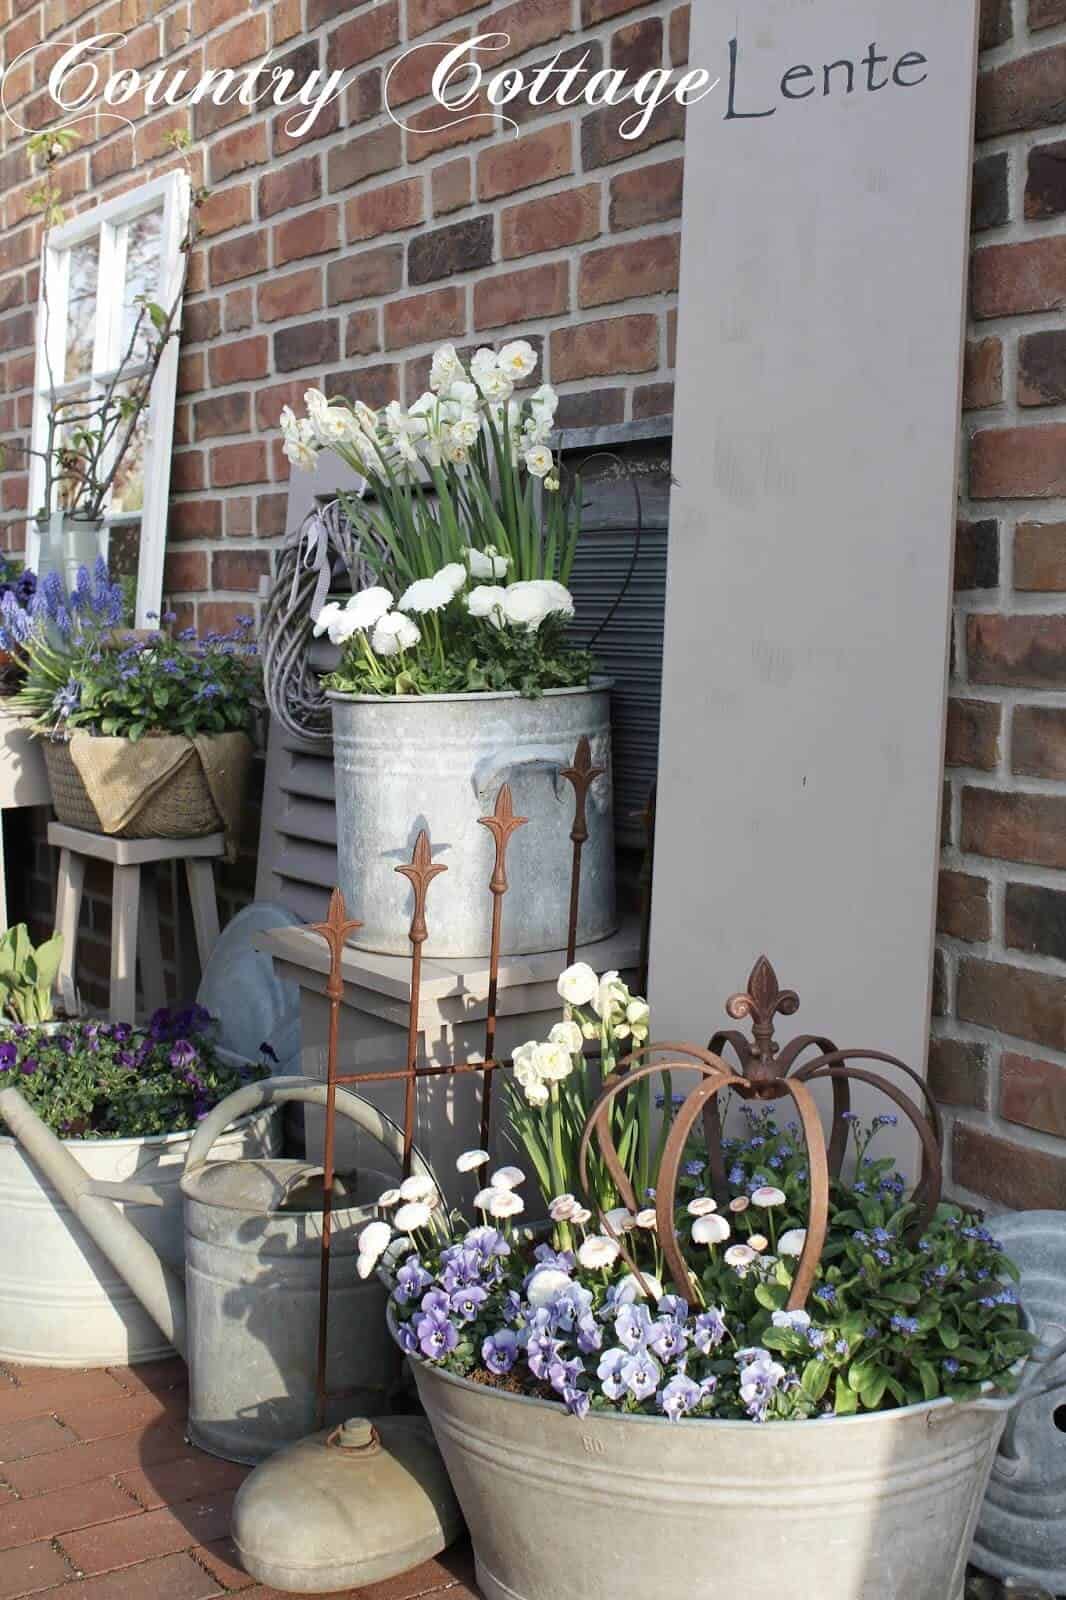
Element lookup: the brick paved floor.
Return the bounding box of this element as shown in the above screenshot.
[0,1358,478,1600]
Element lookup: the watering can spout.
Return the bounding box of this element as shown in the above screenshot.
[0,1085,188,1357]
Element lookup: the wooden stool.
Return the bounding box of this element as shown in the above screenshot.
[48,823,225,1024]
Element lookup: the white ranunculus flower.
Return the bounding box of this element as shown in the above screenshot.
[688,1197,719,1216]
[536,579,575,620]
[377,1188,401,1208]
[603,1207,636,1235]
[435,562,467,597]
[549,1193,577,1221]
[524,445,553,479]
[399,1174,437,1204]
[526,1266,572,1308]
[371,611,421,657]
[398,575,453,614]
[489,1189,524,1218]
[548,1019,584,1055]
[456,1148,490,1173]
[778,1228,808,1258]
[490,1166,525,1190]
[465,584,507,629]
[465,546,510,581]
[536,1040,573,1083]
[500,580,552,632]
[751,1186,787,1209]
[358,1220,392,1262]
[692,1213,731,1246]
[498,338,538,379]
[430,343,464,393]
[578,1234,621,1270]
[394,1201,431,1232]
[344,587,394,630]
[327,610,363,646]
[724,1244,757,1269]
[557,962,599,1007]
[635,1208,658,1230]
[312,601,343,638]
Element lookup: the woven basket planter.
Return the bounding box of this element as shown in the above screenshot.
[42,735,227,840]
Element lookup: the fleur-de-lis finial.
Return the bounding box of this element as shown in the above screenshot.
[395,830,447,947]
[478,783,528,896]
[560,735,605,847]
[725,956,800,1080]
[309,888,364,1001]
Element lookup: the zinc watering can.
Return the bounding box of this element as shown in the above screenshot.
[0,1076,435,1464]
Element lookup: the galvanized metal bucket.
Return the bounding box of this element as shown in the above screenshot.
[403,1344,1062,1600]
[328,683,616,957]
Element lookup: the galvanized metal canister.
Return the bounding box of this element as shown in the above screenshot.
[328,683,616,957]
[407,1353,1012,1600]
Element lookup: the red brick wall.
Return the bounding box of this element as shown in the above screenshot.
[935,0,1066,1210]
[0,0,687,616]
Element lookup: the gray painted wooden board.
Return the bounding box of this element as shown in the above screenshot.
[651,2,979,1089]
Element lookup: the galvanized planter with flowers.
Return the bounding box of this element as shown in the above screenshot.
[0,1007,276,1367]
[359,960,1065,1600]
[281,340,615,957]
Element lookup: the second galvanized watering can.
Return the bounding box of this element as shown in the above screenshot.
[0,1076,435,1464]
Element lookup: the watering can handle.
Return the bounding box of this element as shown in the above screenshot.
[183,1074,436,1184]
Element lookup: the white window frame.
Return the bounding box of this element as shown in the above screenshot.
[26,171,190,627]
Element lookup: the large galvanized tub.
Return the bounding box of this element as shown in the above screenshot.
[329,683,615,957]
[407,1356,1009,1600]
[0,1106,279,1368]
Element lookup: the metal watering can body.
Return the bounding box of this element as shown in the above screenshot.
[0,1076,433,1465]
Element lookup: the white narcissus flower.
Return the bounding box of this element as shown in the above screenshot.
[751,1186,787,1209]
[449,415,480,450]
[430,343,464,393]
[465,545,510,581]
[394,1201,431,1232]
[435,562,467,597]
[399,1174,437,1204]
[399,576,453,614]
[498,338,538,379]
[557,962,599,1007]
[446,378,479,409]
[593,970,627,1021]
[549,1194,577,1222]
[724,1244,757,1268]
[626,997,650,1031]
[471,346,499,379]
[344,587,394,630]
[490,1166,525,1190]
[778,1229,807,1257]
[525,1080,549,1107]
[526,1266,571,1307]
[371,611,421,657]
[577,1234,621,1270]
[456,1149,490,1173]
[489,1189,524,1219]
[524,445,554,479]
[548,1019,584,1055]
[466,584,507,629]
[535,1040,573,1082]
[692,1213,731,1246]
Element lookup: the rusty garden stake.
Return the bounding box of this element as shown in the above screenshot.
[308,887,363,1428]
[476,784,527,1149]
[560,735,605,966]
[395,830,448,1174]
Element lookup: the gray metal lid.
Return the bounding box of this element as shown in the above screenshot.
[972,1210,1066,1592]
[196,902,302,1072]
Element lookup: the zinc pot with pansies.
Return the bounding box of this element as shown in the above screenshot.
[401,1341,1020,1600]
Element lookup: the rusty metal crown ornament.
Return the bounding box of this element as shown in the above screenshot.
[577,957,945,1314]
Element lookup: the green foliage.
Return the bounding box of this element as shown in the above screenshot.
[0,925,63,1025]
[325,614,593,700]
[72,621,261,742]
[0,1008,270,1140]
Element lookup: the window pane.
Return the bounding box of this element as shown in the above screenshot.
[63,239,99,382]
[108,393,147,515]
[106,522,141,590]
[53,386,94,510]
[120,210,163,366]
